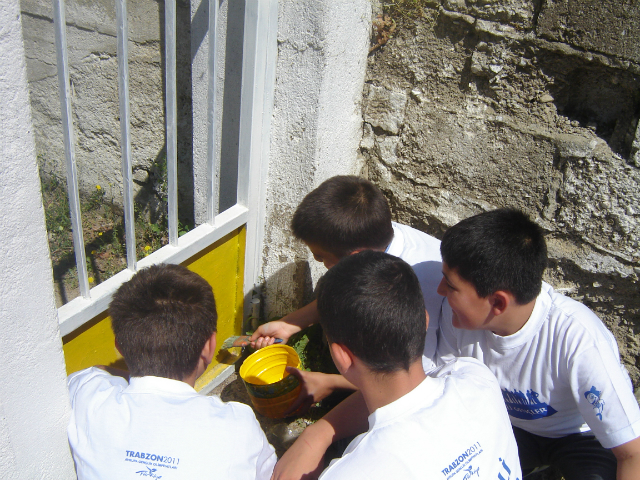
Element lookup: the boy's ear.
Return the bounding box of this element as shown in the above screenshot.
[201,332,217,366]
[425,310,430,331]
[115,340,123,357]
[490,291,511,315]
[329,342,354,375]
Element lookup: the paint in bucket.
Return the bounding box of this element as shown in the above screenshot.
[239,344,301,418]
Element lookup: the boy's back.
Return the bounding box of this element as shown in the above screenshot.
[67,264,277,479]
[68,368,276,479]
[387,221,443,368]
[319,357,521,480]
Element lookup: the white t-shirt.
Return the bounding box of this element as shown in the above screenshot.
[438,282,640,448]
[68,367,277,480]
[387,222,443,371]
[319,358,522,480]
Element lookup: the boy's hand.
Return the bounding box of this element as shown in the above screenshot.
[250,320,302,349]
[284,368,357,416]
[250,301,321,349]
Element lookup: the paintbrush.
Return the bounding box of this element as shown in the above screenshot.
[220,335,284,350]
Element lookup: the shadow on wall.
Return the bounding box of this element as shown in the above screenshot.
[541,58,640,160]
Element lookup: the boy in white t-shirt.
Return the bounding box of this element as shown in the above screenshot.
[435,208,640,480]
[249,175,443,413]
[271,250,521,480]
[67,264,276,480]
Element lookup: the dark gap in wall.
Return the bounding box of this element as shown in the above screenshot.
[177,0,195,227]
[540,54,640,159]
[218,0,245,212]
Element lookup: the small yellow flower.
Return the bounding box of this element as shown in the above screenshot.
[88,277,95,283]
[144,245,151,252]
[91,250,96,255]
[96,185,101,190]
[98,232,103,236]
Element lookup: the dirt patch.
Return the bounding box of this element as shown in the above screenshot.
[208,371,316,458]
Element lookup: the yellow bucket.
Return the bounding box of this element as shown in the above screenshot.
[239,344,301,418]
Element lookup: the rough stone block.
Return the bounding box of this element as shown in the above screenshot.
[442,0,537,27]
[537,0,640,64]
[363,84,407,135]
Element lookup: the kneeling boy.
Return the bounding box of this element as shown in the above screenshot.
[250,175,443,371]
[67,264,276,480]
[436,209,640,479]
[279,251,521,479]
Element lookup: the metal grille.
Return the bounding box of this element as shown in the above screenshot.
[52,0,277,336]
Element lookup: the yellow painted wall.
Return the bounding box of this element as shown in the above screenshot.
[62,226,246,391]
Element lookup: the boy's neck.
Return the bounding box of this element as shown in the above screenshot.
[490,299,536,336]
[355,360,426,415]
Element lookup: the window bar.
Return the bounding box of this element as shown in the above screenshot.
[206,0,220,225]
[115,0,137,270]
[165,0,178,246]
[53,0,90,299]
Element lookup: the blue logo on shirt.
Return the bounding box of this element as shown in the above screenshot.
[501,388,557,420]
[584,385,605,420]
[497,457,519,480]
[136,466,162,478]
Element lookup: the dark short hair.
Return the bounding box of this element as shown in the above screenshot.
[291,176,394,257]
[110,264,217,379]
[316,251,426,373]
[440,208,547,304]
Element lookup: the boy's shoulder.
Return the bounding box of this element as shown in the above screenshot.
[536,282,617,347]
[68,367,256,420]
[320,357,519,480]
[390,222,441,248]
[432,357,504,400]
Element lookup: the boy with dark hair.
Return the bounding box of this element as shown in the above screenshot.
[436,209,640,479]
[250,176,443,407]
[276,251,521,479]
[290,175,395,258]
[67,264,276,480]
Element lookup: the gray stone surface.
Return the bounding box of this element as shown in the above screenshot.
[537,0,640,64]
[362,3,640,385]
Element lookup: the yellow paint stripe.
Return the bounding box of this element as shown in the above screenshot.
[62,226,247,391]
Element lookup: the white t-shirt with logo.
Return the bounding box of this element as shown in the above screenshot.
[319,358,522,480]
[387,222,443,371]
[68,367,277,479]
[437,282,640,448]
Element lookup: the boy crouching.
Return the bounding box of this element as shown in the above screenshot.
[283,251,522,479]
[67,264,276,480]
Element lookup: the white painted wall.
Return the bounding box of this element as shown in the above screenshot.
[261,0,372,316]
[0,1,76,477]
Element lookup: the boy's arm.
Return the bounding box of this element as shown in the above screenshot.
[613,436,640,480]
[271,391,369,480]
[283,367,357,415]
[250,300,320,348]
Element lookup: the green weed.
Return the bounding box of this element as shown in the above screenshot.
[39,167,185,306]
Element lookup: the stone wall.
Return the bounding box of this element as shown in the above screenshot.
[361,1,640,384]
